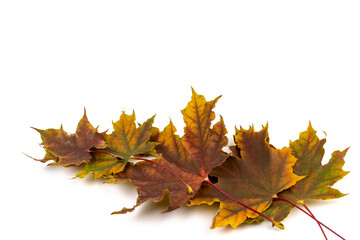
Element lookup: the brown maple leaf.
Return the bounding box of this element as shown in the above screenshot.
[112,88,229,213]
[31,110,106,166]
[190,125,303,228]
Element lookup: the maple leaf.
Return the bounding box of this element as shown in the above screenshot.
[106,111,157,159]
[112,89,229,213]
[32,110,106,166]
[27,90,349,238]
[190,125,303,228]
[253,123,349,223]
[76,111,157,179]
[76,152,125,179]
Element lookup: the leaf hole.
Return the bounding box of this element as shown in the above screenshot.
[208,175,218,184]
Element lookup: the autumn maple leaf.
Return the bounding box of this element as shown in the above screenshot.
[252,123,349,224]
[27,90,349,239]
[190,125,304,228]
[112,88,229,213]
[76,111,157,179]
[31,110,106,166]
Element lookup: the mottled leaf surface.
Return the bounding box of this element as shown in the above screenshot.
[33,111,106,166]
[76,152,127,179]
[114,89,228,213]
[28,90,350,235]
[77,111,157,178]
[256,123,349,222]
[106,111,156,160]
[190,125,303,228]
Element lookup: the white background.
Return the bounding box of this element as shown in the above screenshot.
[1,1,359,239]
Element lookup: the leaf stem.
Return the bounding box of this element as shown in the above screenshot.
[274,196,345,240]
[23,152,58,162]
[131,157,193,194]
[205,178,284,230]
[88,149,118,158]
[87,150,193,193]
[302,202,328,240]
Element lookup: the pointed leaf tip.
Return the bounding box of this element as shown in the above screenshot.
[258,123,269,133]
[307,121,315,132]
[30,126,39,132]
[190,86,197,96]
[190,85,196,92]
[273,222,285,230]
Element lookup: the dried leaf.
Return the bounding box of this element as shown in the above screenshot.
[28,90,349,238]
[106,111,157,160]
[113,89,228,213]
[190,125,303,228]
[32,110,106,166]
[77,111,157,178]
[256,123,349,223]
[76,152,127,179]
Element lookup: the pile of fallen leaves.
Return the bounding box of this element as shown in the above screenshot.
[28,89,348,239]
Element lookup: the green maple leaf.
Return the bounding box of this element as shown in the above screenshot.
[249,123,349,223]
[76,111,157,179]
